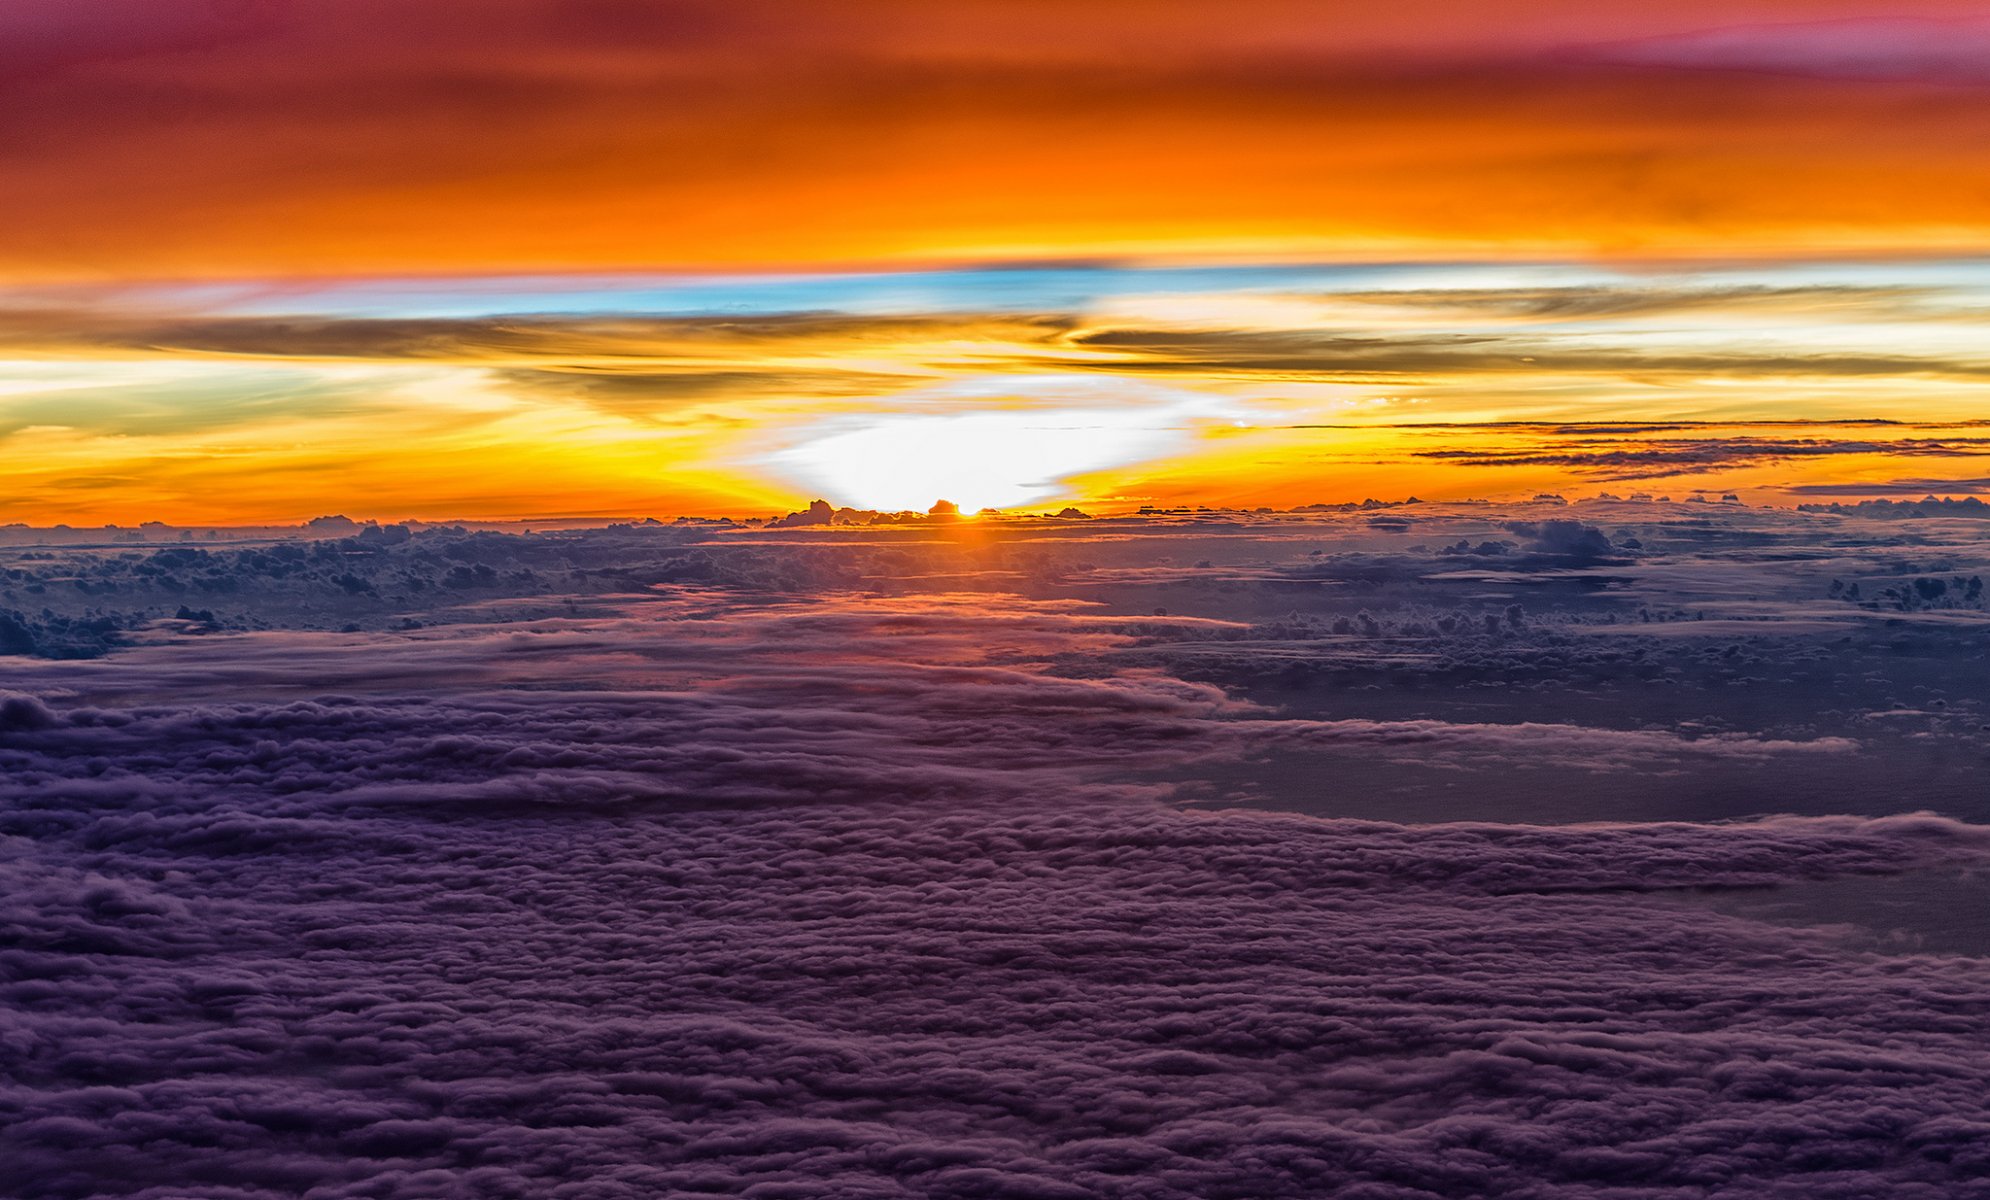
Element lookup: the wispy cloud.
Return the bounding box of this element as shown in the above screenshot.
[1787,475,1990,496]
[1586,18,1990,83]
[11,261,1990,520]
[1418,436,1990,481]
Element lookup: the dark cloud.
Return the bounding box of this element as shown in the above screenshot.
[497,366,917,405]
[0,310,1075,363]
[1322,283,1934,321]
[1066,328,1990,381]
[1788,476,1990,497]
[0,308,1074,426]
[0,690,58,731]
[1502,519,1618,562]
[1294,420,1944,432]
[1418,437,1990,481]
[8,300,1990,428]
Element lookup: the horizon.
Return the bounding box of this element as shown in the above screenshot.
[8,487,1986,536]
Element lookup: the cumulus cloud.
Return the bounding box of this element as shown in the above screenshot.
[1502,519,1617,562]
[0,691,57,732]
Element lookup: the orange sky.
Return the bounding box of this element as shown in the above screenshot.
[10,0,1990,278]
[7,257,1990,524]
[7,2,1990,524]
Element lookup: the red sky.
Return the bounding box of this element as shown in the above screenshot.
[7,2,1990,524]
[11,0,1990,279]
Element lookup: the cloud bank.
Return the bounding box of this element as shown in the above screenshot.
[5,673,1989,1198]
[5,501,1990,1195]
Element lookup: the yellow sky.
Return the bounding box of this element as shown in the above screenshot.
[5,259,1990,522]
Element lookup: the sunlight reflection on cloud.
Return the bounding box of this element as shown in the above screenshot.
[759,375,1242,511]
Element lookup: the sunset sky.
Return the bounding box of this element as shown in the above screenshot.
[8,0,1990,522]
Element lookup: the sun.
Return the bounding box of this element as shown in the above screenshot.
[757,376,1240,513]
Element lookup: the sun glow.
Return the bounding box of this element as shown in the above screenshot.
[760,378,1238,513]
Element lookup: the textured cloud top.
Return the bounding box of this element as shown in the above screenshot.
[5,501,1990,1196]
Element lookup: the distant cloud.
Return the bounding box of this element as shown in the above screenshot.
[1586,18,1990,83]
[1786,476,1990,496]
[0,309,1073,363]
[1420,436,1990,481]
[1320,283,1935,322]
[1068,327,1990,382]
[1501,518,1617,561]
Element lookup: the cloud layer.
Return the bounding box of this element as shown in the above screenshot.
[5,501,1990,1195]
[5,672,1990,1199]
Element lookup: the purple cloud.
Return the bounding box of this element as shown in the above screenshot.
[4,508,1990,1196]
[0,607,1982,1198]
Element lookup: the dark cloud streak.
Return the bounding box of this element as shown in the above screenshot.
[1418,437,1990,480]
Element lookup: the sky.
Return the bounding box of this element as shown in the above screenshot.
[7,0,1990,522]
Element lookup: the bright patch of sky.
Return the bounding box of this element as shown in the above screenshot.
[68,258,1990,323]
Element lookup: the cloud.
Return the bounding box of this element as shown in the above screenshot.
[762,375,1241,513]
[0,661,1984,1196]
[1319,283,1937,323]
[0,690,58,731]
[0,362,396,440]
[1501,518,1617,561]
[0,309,1074,364]
[1586,18,1990,83]
[1786,476,1990,497]
[495,366,921,415]
[1417,436,1990,481]
[15,263,1990,523]
[5,503,1990,1194]
[1068,327,1990,382]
